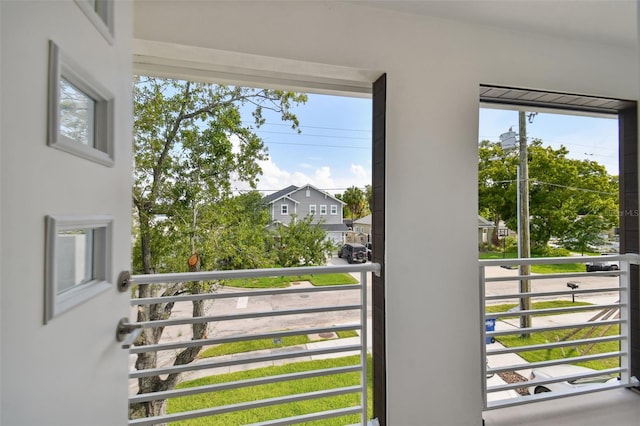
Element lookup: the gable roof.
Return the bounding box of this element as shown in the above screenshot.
[262,183,346,205]
[262,185,299,205]
[478,215,494,228]
[353,214,371,226]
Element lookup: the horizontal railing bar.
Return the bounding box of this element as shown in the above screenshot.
[486,367,624,393]
[130,344,362,378]
[486,351,624,375]
[134,304,361,329]
[486,335,625,355]
[131,284,362,306]
[486,287,624,300]
[485,270,623,283]
[487,319,622,337]
[128,386,363,426]
[486,303,622,319]
[130,365,362,403]
[131,263,381,285]
[129,324,361,354]
[480,254,637,267]
[485,381,625,410]
[250,407,363,426]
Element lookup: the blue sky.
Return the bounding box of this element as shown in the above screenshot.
[239,93,619,196]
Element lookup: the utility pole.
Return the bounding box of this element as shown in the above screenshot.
[518,111,532,336]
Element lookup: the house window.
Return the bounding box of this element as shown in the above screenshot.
[331,205,338,215]
[281,204,288,215]
[320,205,327,215]
[48,41,114,167]
[306,188,311,197]
[309,205,316,215]
[74,0,114,44]
[44,215,112,323]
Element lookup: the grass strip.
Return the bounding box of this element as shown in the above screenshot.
[224,273,358,288]
[168,355,372,425]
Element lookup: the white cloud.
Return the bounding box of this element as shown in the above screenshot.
[350,164,368,179]
[232,155,371,197]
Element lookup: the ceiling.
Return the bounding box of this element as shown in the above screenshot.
[359,0,637,49]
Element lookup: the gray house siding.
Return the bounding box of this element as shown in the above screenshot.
[294,186,343,225]
[271,197,299,224]
[264,184,348,245]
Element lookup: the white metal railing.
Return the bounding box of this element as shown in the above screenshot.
[126,263,380,426]
[480,254,639,410]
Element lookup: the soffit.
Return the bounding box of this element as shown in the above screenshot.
[480,85,636,114]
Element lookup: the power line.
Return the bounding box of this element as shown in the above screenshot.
[243,120,371,133]
[258,129,370,141]
[264,141,368,150]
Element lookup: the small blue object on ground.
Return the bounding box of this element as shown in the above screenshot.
[485,318,496,344]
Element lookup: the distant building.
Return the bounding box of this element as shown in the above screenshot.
[262,184,349,244]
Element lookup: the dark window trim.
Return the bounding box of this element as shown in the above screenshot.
[372,74,386,424]
[480,83,639,387]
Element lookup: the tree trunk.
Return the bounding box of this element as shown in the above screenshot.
[130,254,207,423]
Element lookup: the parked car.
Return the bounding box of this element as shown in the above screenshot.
[528,364,619,394]
[585,254,619,272]
[338,243,368,264]
[365,242,372,261]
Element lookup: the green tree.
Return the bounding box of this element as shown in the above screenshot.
[478,140,518,246]
[365,184,373,213]
[340,186,367,220]
[131,77,306,418]
[270,215,335,267]
[478,139,618,251]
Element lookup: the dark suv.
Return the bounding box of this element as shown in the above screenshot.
[338,243,368,264]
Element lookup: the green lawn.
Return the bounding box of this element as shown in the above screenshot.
[496,324,621,370]
[200,330,360,359]
[486,300,594,317]
[479,250,585,273]
[168,355,373,425]
[224,273,358,288]
[488,300,620,370]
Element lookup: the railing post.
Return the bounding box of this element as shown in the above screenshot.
[620,255,631,386]
[360,270,368,425]
[479,263,488,410]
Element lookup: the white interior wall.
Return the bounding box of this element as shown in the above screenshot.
[1,2,133,424]
[133,2,639,425]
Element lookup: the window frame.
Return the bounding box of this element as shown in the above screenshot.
[281,204,289,215]
[74,0,114,44]
[48,40,115,167]
[44,215,113,324]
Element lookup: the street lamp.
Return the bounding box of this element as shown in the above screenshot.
[499,112,532,335]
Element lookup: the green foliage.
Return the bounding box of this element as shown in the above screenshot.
[339,186,368,220]
[168,355,373,425]
[479,139,618,250]
[270,215,335,267]
[132,77,307,274]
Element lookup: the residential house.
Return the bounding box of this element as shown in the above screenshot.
[263,184,349,245]
[350,214,372,244]
[1,2,638,426]
[478,215,495,246]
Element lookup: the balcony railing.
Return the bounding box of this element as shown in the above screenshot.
[126,263,380,426]
[480,254,639,410]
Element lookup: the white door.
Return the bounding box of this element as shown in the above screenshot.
[1,1,132,424]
